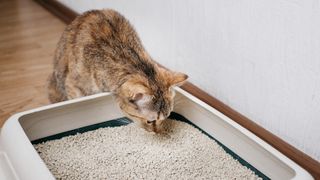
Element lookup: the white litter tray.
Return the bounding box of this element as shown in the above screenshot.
[0,87,313,180]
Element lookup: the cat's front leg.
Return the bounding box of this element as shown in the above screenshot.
[65,75,85,100]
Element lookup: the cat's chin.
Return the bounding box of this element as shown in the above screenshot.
[142,123,163,133]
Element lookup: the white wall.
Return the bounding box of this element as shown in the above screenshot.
[58,0,320,161]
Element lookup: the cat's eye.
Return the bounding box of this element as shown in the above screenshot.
[147,120,155,124]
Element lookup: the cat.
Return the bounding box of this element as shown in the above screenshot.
[48,9,188,132]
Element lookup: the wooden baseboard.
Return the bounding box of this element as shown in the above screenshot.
[36,0,320,179]
[35,0,78,23]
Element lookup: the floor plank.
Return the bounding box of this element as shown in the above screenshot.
[0,0,66,126]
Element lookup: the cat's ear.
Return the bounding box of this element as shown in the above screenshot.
[132,92,144,102]
[169,72,188,87]
[120,79,150,105]
[159,67,188,87]
[125,82,152,106]
[131,92,152,106]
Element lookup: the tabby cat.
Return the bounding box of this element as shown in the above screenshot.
[48,9,188,132]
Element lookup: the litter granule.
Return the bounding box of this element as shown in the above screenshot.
[34,119,262,180]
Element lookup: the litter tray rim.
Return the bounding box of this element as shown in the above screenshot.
[0,88,314,180]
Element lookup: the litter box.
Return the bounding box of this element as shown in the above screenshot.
[0,87,314,180]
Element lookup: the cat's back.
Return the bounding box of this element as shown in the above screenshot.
[63,9,140,51]
[54,9,144,71]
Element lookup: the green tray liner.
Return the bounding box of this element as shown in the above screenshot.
[31,112,270,180]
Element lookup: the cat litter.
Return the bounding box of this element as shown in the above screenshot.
[34,119,261,180]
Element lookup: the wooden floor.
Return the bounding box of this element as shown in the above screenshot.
[0,0,66,126]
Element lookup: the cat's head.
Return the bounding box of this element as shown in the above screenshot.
[116,68,188,132]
